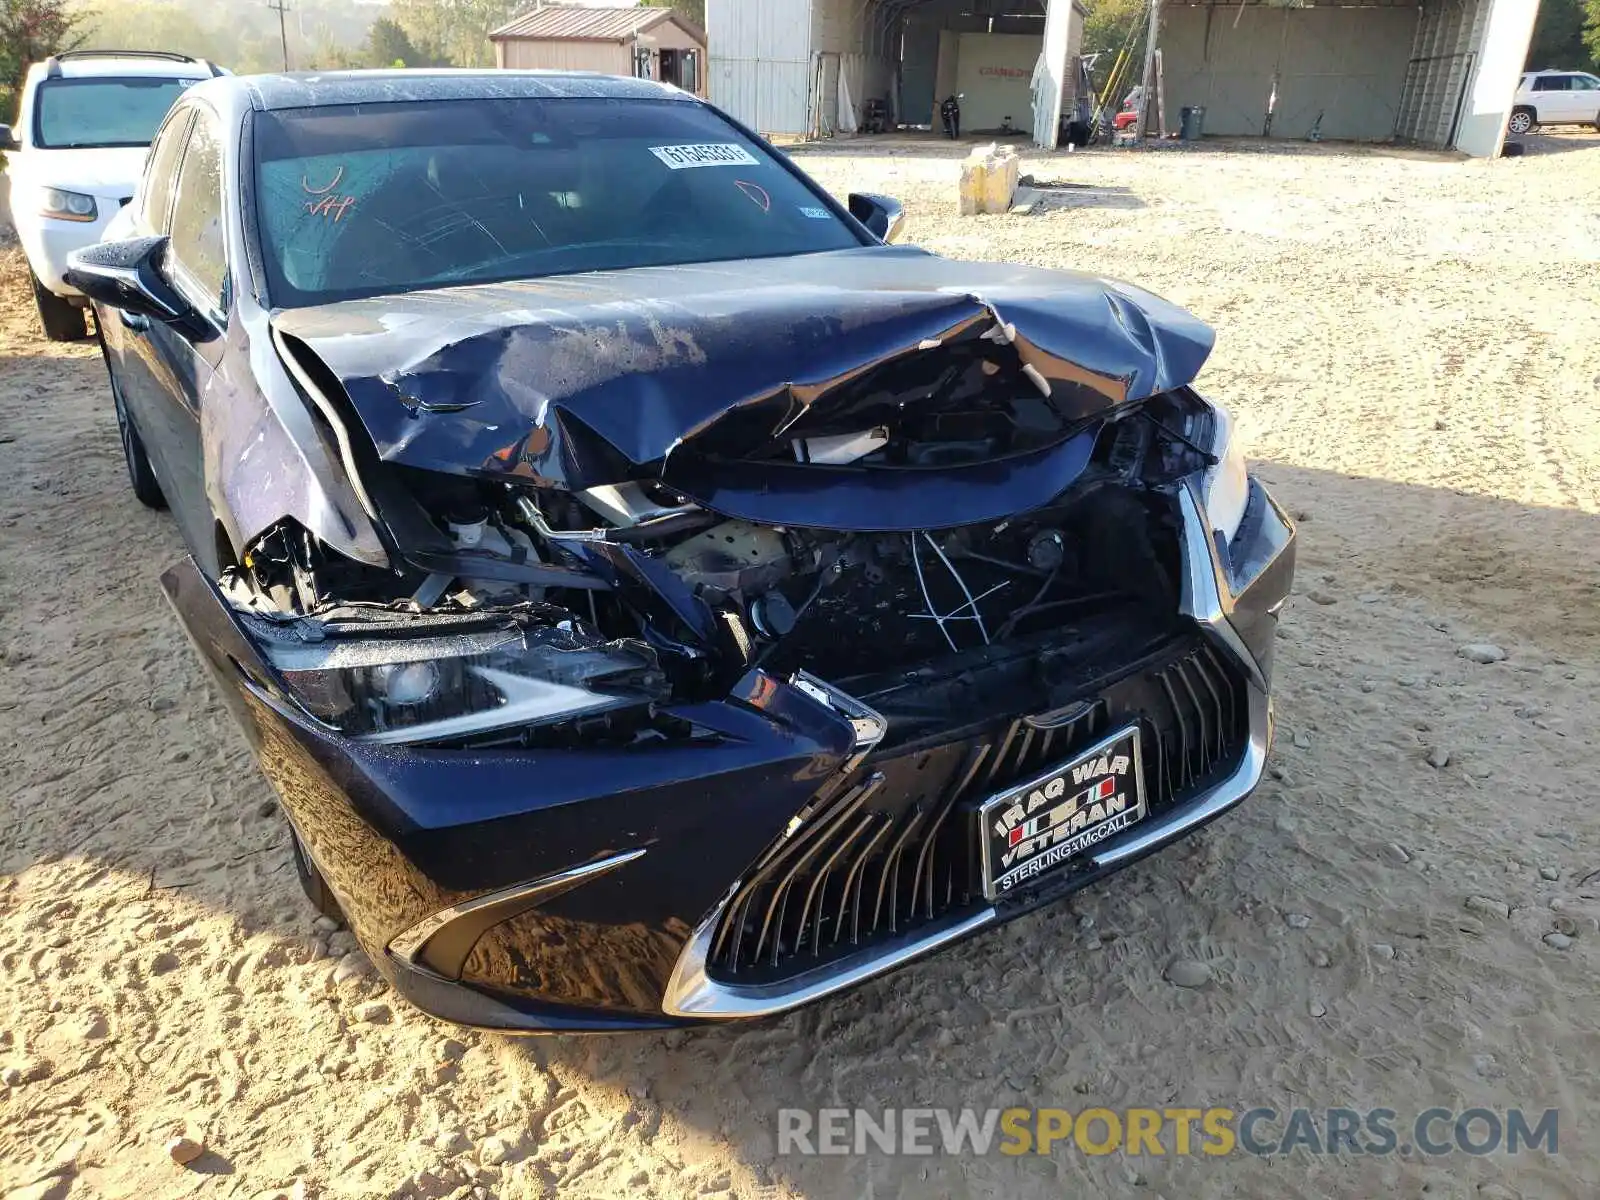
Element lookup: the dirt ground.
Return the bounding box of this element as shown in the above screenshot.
[3,132,1600,1200]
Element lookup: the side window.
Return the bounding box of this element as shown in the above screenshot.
[167,111,227,314]
[1533,76,1567,92]
[140,111,193,234]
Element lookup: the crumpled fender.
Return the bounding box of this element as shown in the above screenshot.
[206,308,389,569]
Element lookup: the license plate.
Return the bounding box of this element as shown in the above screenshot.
[979,725,1147,900]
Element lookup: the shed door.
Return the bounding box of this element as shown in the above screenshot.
[1032,0,1075,147]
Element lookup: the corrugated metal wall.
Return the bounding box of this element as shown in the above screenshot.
[708,0,898,136]
[1395,0,1488,145]
[709,0,814,134]
[1161,5,1421,141]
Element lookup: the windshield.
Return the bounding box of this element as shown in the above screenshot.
[33,77,195,149]
[252,97,865,305]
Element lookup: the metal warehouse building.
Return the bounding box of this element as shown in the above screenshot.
[708,0,1085,145]
[707,0,1539,157]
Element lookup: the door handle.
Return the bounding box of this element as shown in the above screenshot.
[120,310,150,332]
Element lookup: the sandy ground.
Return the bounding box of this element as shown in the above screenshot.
[3,132,1600,1199]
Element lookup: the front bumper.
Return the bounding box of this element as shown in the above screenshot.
[163,478,1295,1032]
[16,204,125,295]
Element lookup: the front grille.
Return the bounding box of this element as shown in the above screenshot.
[707,639,1250,981]
[1145,643,1249,808]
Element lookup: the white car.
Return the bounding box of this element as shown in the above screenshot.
[1508,69,1600,136]
[1,50,224,340]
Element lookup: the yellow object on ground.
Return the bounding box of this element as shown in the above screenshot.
[958,143,1020,215]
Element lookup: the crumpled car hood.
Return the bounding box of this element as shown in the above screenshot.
[270,246,1215,502]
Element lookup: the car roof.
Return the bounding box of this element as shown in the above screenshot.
[37,51,219,80]
[229,69,694,112]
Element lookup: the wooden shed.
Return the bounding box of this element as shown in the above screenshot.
[491,4,708,96]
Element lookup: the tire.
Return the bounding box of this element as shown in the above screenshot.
[113,385,168,509]
[1506,108,1535,136]
[31,272,89,341]
[289,829,347,927]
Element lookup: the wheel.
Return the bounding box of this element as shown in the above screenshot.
[289,828,347,927]
[31,272,89,341]
[1506,108,1535,136]
[113,385,168,509]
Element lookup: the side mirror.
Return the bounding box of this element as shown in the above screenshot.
[64,236,206,335]
[0,124,19,152]
[848,192,908,244]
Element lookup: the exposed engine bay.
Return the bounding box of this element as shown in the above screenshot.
[227,386,1218,749]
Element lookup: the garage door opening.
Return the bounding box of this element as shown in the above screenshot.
[709,0,1087,147]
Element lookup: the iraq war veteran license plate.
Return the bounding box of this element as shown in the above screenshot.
[979,726,1147,900]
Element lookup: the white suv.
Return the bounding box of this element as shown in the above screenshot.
[1508,70,1600,136]
[1,50,224,340]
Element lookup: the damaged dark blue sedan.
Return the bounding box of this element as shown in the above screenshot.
[70,70,1296,1032]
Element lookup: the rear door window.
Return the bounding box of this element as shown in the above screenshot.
[1532,76,1568,92]
[167,110,228,315]
[140,110,194,234]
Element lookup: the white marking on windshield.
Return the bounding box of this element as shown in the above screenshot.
[649,143,759,170]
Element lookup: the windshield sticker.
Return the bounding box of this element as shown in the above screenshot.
[650,143,760,170]
[798,206,831,219]
[302,165,357,223]
[734,180,771,213]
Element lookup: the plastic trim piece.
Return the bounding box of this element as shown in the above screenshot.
[1176,479,1268,693]
[387,848,646,981]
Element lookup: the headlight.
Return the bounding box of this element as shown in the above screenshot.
[39,187,98,222]
[1202,401,1250,544]
[255,622,665,745]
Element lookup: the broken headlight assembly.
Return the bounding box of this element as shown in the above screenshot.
[255,622,666,746]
